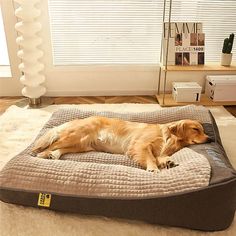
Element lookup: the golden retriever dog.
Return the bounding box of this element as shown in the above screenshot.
[31,117,209,172]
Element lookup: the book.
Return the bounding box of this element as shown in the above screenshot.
[162,22,204,66]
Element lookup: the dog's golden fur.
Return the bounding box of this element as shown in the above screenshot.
[32,117,209,172]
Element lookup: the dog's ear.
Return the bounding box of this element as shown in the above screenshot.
[169,123,178,136]
[169,121,185,138]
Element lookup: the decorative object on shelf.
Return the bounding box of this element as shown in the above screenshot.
[14,0,46,107]
[172,82,202,102]
[221,33,234,66]
[162,22,204,66]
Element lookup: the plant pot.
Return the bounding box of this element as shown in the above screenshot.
[221,53,233,66]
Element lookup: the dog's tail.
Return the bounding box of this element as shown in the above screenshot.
[31,127,59,154]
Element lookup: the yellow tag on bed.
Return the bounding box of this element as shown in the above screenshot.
[38,193,51,207]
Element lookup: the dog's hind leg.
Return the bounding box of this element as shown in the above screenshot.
[36,135,93,159]
[37,145,93,160]
[36,148,69,160]
[49,146,93,160]
[31,128,59,155]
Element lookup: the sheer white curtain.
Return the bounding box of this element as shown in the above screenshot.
[48,0,236,65]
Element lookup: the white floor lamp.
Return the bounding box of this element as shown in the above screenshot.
[14,0,50,107]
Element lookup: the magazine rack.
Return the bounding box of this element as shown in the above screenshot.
[156,0,236,107]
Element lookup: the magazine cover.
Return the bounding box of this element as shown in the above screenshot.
[175,32,205,65]
[162,22,203,65]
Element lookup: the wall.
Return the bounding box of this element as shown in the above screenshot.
[43,69,236,97]
[39,0,236,96]
[0,0,236,96]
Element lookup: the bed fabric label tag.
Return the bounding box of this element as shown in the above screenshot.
[38,193,51,207]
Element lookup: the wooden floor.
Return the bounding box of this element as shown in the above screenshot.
[52,96,157,105]
[0,96,157,114]
[0,96,235,117]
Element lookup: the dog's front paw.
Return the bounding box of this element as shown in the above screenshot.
[158,156,178,169]
[166,160,179,169]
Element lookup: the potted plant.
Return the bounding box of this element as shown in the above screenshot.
[221,33,234,66]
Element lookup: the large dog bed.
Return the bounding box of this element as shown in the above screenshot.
[0,105,235,231]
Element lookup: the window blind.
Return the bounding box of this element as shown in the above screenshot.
[48,0,236,65]
[48,0,163,65]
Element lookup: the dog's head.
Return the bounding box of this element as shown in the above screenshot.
[168,119,209,145]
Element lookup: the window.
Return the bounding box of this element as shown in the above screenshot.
[48,0,236,66]
[0,1,21,95]
[0,6,10,66]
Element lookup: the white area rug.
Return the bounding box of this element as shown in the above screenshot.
[0,104,235,236]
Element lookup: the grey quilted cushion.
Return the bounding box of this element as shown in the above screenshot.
[0,105,211,199]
